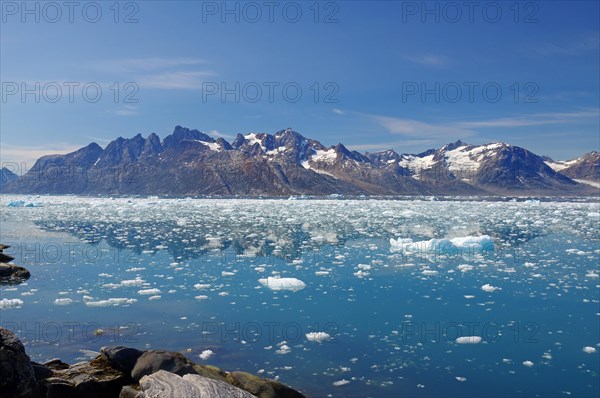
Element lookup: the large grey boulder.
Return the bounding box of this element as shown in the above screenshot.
[101,346,144,374]
[139,370,255,398]
[0,328,38,397]
[131,350,196,382]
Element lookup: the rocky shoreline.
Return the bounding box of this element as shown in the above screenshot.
[0,244,31,285]
[0,328,306,398]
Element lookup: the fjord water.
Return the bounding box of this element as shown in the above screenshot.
[0,196,598,397]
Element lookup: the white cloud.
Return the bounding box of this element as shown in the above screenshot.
[113,105,139,116]
[332,108,345,115]
[458,109,599,128]
[370,114,476,138]
[532,33,599,56]
[403,54,449,67]
[136,71,215,90]
[93,57,208,73]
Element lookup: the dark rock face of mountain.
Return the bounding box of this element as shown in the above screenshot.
[3,127,595,196]
[1,167,19,190]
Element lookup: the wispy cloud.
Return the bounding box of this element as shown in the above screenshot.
[403,54,449,67]
[369,114,476,138]
[458,109,599,128]
[136,71,215,90]
[92,57,208,74]
[113,105,139,116]
[531,33,599,56]
[332,108,345,115]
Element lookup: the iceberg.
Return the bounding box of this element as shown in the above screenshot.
[199,349,214,360]
[0,298,24,309]
[306,332,331,343]
[456,336,482,344]
[258,277,306,292]
[481,283,501,292]
[84,297,137,307]
[390,235,494,254]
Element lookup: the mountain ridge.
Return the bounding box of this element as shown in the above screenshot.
[2,126,598,196]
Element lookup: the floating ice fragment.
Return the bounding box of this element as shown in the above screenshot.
[54,298,73,305]
[333,379,350,386]
[582,346,597,354]
[275,344,291,354]
[455,377,467,382]
[194,284,211,289]
[138,288,161,295]
[0,298,24,309]
[481,284,501,292]
[84,298,137,307]
[390,235,494,254]
[523,360,534,367]
[456,336,482,344]
[195,295,209,300]
[258,277,306,291]
[306,332,331,343]
[199,349,214,360]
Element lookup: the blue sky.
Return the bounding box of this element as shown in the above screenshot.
[1,0,599,167]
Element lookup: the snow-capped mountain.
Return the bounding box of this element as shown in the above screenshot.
[544,152,599,185]
[3,126,596,196]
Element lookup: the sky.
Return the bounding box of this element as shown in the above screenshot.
[1,0,599,169]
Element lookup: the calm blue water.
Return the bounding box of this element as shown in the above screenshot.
[1,196,598,397]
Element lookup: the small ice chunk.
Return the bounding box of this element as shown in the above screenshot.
[138,288,161,295]
[258,277,306,292]
[84,298,137,307]
[481,284,501,292]
[583,346,597,354]
[194,284,211,289]
[199,349,214,360]
[0,298,24,309]
[54,298,73,305]
[306,332,331,343]
[523,360,534,367]
[195,295,209,300]
[455,376,467,382]
[456,336,482,344]
[333,379,350,386]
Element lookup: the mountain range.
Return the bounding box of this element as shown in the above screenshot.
[1,126,598,196]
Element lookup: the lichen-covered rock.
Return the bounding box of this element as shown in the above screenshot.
[41,356,129,398]
[131,350,196,382]
[227,371,307,398]
[101,346,144,374]
[0,328,38,397]
[139,370,255,398]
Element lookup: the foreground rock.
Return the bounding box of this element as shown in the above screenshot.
[137,370,255,398]
[0,244,30,285]
[0,328,307,398]
[0,328,38,397]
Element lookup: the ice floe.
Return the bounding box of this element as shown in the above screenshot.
[306,332,331,343]
[0,298,24,309]
[456,336,482,344]
[258,277,306,291]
